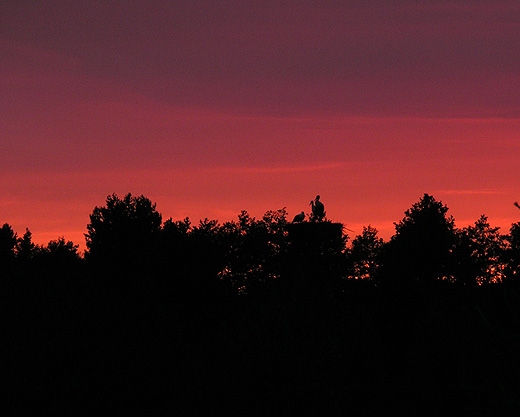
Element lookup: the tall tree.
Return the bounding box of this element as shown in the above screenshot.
[0,223,17,268]
[16,228,36,261]
[85,193,162,271]
[382,194,456,284]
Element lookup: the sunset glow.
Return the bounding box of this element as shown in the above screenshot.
[2,1,520,251]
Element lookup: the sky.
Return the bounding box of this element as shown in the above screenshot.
[2,0,520,251]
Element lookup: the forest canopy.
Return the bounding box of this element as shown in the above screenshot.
[2,192,520,288]
[4,193,520,415]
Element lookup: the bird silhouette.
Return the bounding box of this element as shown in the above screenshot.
[514,201,520,210]
[309,195,325,222]
[292,211,305,223]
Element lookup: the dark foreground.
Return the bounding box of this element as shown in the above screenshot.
[4,276,520,416]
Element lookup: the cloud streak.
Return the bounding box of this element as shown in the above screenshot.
[217,163,347,174]
[435,189,503,196]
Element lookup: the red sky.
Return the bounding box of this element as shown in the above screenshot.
[2,1,520,251]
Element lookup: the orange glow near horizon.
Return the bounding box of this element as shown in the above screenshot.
[3,113,520,253]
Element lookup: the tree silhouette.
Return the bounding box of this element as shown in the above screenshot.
[454,215,506,285]
[42,237,81,263]
[85,193,162,272]
[347,225,384,280]
[382,194,456,285]
[30,237,84,283]
[155,217,191,263]
[218,208,288,295]
[16,228,36,261]
[0,223,17,271]
[5,192,520,415]
[188,217,228,284]
[504,222,520,282]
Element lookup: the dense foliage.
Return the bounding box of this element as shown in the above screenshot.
[4,193,520,287]
[2,192,520,415]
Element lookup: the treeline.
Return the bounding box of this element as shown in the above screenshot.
[3,193,520,415]
[2,192,520,289]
